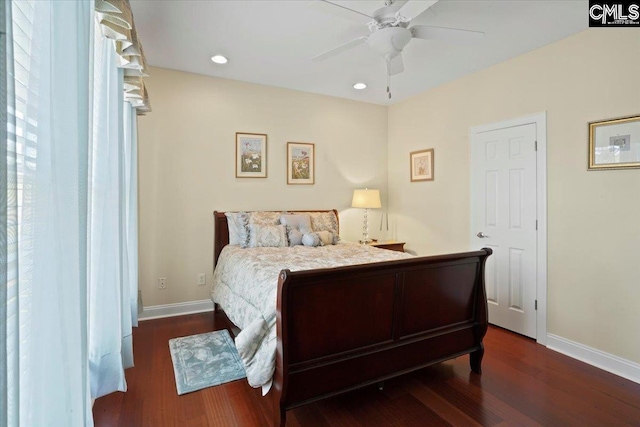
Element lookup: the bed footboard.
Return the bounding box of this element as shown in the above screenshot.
[271,248,492,426]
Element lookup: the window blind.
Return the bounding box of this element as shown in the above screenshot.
[6,1,39,424]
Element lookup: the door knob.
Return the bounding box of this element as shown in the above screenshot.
[476,231,489,238]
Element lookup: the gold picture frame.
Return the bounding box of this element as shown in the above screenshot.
[410,149,434,182]
[588,115,640,170]
[236,132,267,178]
[287,142,315,185]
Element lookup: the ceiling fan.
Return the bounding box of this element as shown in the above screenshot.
[309,0,484,95]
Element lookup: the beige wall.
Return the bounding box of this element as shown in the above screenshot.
[387,29,640,362]
[138,67,389,306]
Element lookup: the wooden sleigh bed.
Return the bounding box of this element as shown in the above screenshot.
[213,210,492,427]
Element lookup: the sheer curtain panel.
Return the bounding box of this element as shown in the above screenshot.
[1,1,12,424]
[2,0,94,426]
[124,101,139,327]
[88,27,135,398]
[2,0,144,423]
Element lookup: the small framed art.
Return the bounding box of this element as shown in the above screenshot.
[287,142,315,185]
[410,148,434,182]
[588,115,640,170]
[236,132,267,178]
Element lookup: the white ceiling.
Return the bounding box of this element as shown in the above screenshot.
[130,0,588,106]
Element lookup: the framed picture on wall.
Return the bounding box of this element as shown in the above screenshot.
[410,148,434,182]
[588,115,640,170]
[236,132,267,178]
[287,142,315,185]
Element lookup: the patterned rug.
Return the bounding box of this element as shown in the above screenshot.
[169,329,246,395]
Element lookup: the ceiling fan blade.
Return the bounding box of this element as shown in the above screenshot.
[388,54,404,76]
[308,1,373,24]
[411,25,485,44]
[397,0,438,20]
[312,36,368,62]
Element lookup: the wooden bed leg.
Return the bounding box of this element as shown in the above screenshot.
[274,405,286,427]
[470,343,484,374]
[213,302,219,312]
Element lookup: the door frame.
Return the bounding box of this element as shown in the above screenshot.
[469,112,547,346]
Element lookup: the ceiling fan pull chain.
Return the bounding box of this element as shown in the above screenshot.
[387,73,392,99]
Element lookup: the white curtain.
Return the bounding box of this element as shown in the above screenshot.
[2,0,94,426]
[87,22,138,399]
[1,1,11,424]
[123,101,139,327]
[2,0,142,423]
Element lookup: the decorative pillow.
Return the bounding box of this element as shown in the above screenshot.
[302,232,322,247]
[225,212,249,247]
[298,211,339,235]
[316,230,332,246]
[248,211,282,227]
[246,211,285,248]
[316,230,339,246]
[280,214,312,234]
[287,227,304,246]
[328,229,340,245]
[248,224,288,248]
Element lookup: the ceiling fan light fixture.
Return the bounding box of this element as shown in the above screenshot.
[211,55,228,64]
[353,82,367,90]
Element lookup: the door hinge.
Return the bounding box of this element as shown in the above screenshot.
[535,300,538,310]
[535,140,538,151]
[536,220,538,230]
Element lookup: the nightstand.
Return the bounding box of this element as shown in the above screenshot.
[367,241,406,252]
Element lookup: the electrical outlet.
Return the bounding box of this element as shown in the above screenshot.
[197,273,206,286]
[158,277,167,290]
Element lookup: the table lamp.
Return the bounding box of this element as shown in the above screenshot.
[351,188,381,244]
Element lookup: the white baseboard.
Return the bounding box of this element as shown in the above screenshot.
[547,333,640,384]
[138,299,214,321]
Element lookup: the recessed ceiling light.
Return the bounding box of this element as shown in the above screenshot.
[211,55,228,64]
[353,82,367,90]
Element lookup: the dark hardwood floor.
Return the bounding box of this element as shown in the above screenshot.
[93,312,640,426]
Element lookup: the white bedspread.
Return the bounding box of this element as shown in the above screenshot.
[210,242,413,390]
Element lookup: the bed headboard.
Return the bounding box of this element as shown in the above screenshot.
[213,210,340,266]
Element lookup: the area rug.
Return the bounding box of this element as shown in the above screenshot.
[169,329,246,395]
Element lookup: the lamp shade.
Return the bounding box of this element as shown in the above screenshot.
[351,189,381,209]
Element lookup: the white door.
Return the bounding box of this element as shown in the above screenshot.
[471,123,537,338]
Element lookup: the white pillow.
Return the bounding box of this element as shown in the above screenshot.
[225,212,249,247]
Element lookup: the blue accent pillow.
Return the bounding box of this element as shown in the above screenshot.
[302,232,321,247]
[288,228,304,246]
[280,214,312,234]
[281,214,313,246]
